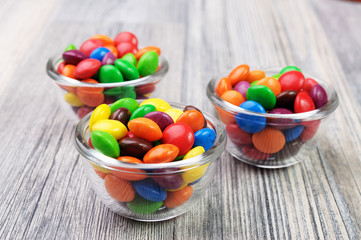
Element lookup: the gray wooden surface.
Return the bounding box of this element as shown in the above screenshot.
[0,0,360,239]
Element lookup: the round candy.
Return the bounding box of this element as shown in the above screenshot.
[102,52,117,65]
[165,108,184,122]
[246,70,265,83]
[114,59,140,80]
[74,59,102,79]
[114,32,138,47]
[256,77,281,96]
[282,125,304,142]
[133,178,167,202]
[252,127,286,154]
[162,123,194,156]
[193,128,216,151]
[99,65,124,83]
[90,47,110,61]
[236,100,266,133]
[139,98,171,112]
[110,98,139,114]
[176,110,205,132]
[280,66,301,74]
[152,168,183,190]
[113,156,147,181]
[216,77,232,97]
[104,175,135,202]
[275,90,298,111]
[234,81,250,99]
[163,186,193,208]
[89,34,114,45]
[128,118,163,142]
[143,144,179,163]
[303,78,318,92]
[246,85,276,110]
[267,108,294,129]
[118,137,153,158]
[300,120,321,142]
[80,39,104,57]
[309,84,328,109]
[127,195,163,215]
[64,92,83,107]
[221,90,245,107]
[278,71,305,92]
[182,161,209,184]
[116,42,138,58]
[89,104,111,131]
[183,146,205,159]
[294,91,315,113]
[226,123,252,146]
[104,44,118,58]
[129,104,156,120]
[92,119,128,140]
[228,64,249,86]
[90,130,120,158]
[183,105,207,128]
[62,50,87,65]
[137,51,159,77]
[144,111,174,131]
[110,107,131,125]
[121,53,137,66]
[135,46,161,59]
[76,80,104,107]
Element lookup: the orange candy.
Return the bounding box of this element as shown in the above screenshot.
[228,64,250,86]
[104,175,135,202]
[176,110,205,132]
[62,64,77,79]
[112,156,147,181]
[89,34,114,45]
[252,127,285,154]
[163,186,193,208]
[256,77,281,96]
[104,44,118,58]
[215,106,236,125]
[76,79,104,107]
[94,168,107,179]
[143,144,179,163]
[216,77,232,97]
[135,46,161,60]
[246,70,266,83]
[128,118,163,142]
[220,90,245,106]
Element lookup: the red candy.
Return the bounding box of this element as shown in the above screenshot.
[74,59,101,79]
[114,31,138,47]
[294,91,315,113]
[162,123,195,156]
[80,39,104,57]
[116,42,138,58]
[278,71,305,92]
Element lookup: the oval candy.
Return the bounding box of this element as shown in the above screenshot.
[309,84,328,109]
[62,50,87,65]
[90,47,110,61]
[110,98,139,114]
[130,104,156,120]
[99,65,124,83]
[236,100,266,133]
[90,130,120,158]
[114,59,140,80]
[92,119,128,140]
[144,111,174,131]
[89,104,111,131]
[164,186,193,208]
[110,107,131,125]
[137,51,159,77]
[246,85,276,110]
[143,144,179,163]
[151,168,183,190]
[104,175,135,202]
[294,91,315,113]
[128,118,163,142]
[74,59,101,79]
[127,195,163,215]
[278,71,305,92]
[162,123,194,156]
[133,178,167,202]
[193,128,216,151]
[118,137,153,159]
[139,98,171,112]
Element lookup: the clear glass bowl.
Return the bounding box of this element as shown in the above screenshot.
[46,53,169,119]
[207,67,339,168]
[74,102,226,221]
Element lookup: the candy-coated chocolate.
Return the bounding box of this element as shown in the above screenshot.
[246,70,265,83]
[275,90,298,111]
[252,127,285,154]
[133,178,167,202]
[110,107,131,125]
[64,92,83,107]
[139,98,171,112]
[143,144,179,163]
[282,125,304,142]
[92,119,128,140]
[100,51,116,65]
[278,71,305,92]
[114,32,138,47]
[104,175,135,202]
[121,53,137,66]
[216,77,232,97]
[246,85,276,110]
[267,108,294,129]
[162,123,195,156]
[104,86,136,99]
[183,146,205,159]
[90,34,114,45]
[228,64,250,86]
[90,130,120,158]
[234,81,251,99]
[118,137,153,158]
[76,82,104,107]
[310,84,328,108]
[113,156,147,181]
[135,46,161,59]
[182,162,209,184]
[64,44,76,52]
[114,59,140,80]
[74,58,101,79]
[89,104,111,131]
[300,120,320,142]
[90,47,110,61]
[127,195,163,215]
[280,66,301,74]
[193,128,216,151]
[80,38,104,57]
[137,51,159,77]
[226,123,252,146]
[176,110,205,132]
[183,105,207,128]
[110,98,139,114]
[164,186,193,208]
[62,50,87,65]
[129,104,156,120]
[236,100,266,133]
[164,108,184,122]
[256,77,281,96]
[144,111,174,131]
[151,168,183,190]
[99,65,123,83]
[128,118,163,142]
[294,91,315,113]
[135,83,156,95]
[220,90,245,107]
[94,168,107,179]
[241,145,270,160]
[104,44,118,58]
[303,78,318,92]
[57,61,65,74]
[116,42,138,58]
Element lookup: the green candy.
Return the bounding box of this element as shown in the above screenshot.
[280,66,301,75]
[104,86,136,99]
[121,53,137,66]
[99,65,124,83]
[64,44,76,52]
[129,104,156,120]
[114,59,140,80]
[137,51,159,77]
[250,80,259,86]
[127,195,163,215]
[246,85,276,110]
[175,155,185,161]
[271,73,281,80]
[110,98,139,114]
[90,130,120,158]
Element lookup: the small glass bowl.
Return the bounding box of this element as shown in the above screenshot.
[207,67,339,168]
[74,102,226,221]
[46,53,169,119]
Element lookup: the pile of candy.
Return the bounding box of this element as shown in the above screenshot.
[56,32,163,118]
[215,65,328,160]
[88,98,216,214]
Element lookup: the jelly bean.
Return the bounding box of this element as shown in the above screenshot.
[228,64,250,86]
[252,127,285,154]
[104,44,118,58]
[92,119,128,140]
[64,92,83,107]
[62,50,87,65]
[278,71,305,92]
[164,186,193,208]
[280,66,301,74]
[193,128,216,151]
[104,175,135,202]
[127,195,163,215]
[246,85,276,110]
[226,123,252,146]
[183,105,207,128]
[94,168,107,179]
[118,137,153,158]
[80,39,104,57]
[272,73,281,80]
[162,123,194,156]
[220,90,245,107]
[137,51,159,77]
[116,42,138,58]
[234,81,251,99]
[77,106,94,119]
[310,84,328,108]
[133,178,167,202]
[57,61,65,74]
[139,98,171,112]
[241,145,270,160]
[89,34,114,45]
[256,77,281,96]
[121,53,137,66]
[176,110,205,132]
[110,107,131,125]
[101,51,117,65]
[143,144,179,163]
[104,86,136,99]
[182,156,209,184]
[267,108,294,129]
[282,125,304,142]
[64,44,76,52]
[130,104,156,120]
[236,100,266,133]
[99,65,123,83]
[114,59,140,80]
[303,78,318,92]
[183,146,205,159]
[112,156,147,181]
[300,120,320,142]
[294,91,315,113]
[275,90,298,111]
[144,111,174,131]
[128,118,163,142]
[246,70,265,83]
[165,108,184,122]
[110,98,139,114]
[216,77,232,97]
[62,64,76,78]
[151,168,183,190]
[135,46,161,59]
[114,32,138,47]
[90,130,120,158]
[89,104,111,131]
[89,47,110,62]
[74,59,102,79]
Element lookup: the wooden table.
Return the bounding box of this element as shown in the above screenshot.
[1,0,360,239]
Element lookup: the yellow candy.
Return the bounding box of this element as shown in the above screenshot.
[182,146,209,184]
[64,92,84,107]
[139,98,171,112]
[166,181,188,192]
[89,104,111,131]
[92,119,128,140]
[183,146,205,159]
[89,162,110,173]
[165,108,184,122]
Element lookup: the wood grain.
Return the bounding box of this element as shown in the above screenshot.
[0,0,360,239]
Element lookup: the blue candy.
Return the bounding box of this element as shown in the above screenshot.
[90,47,110,61]
[133,178,167,202]
[282,125,304,142]
[193,128,216,151]
[235,100,266,133]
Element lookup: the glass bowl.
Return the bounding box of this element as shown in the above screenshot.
[46,53,169,119]
[74,102,226,221]
[207,67,339,168]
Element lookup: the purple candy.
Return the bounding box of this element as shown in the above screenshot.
[151,168,183,190]
[144,111,174,131]
[234,81,251,99]
[101,51,117,65]
[268,108,295,129]
[62,50,87,65]
[310,84,328,109]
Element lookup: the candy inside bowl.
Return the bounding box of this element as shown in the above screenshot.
[207,65,339,168]
[46,32,169,120]
[74,98,226,221]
